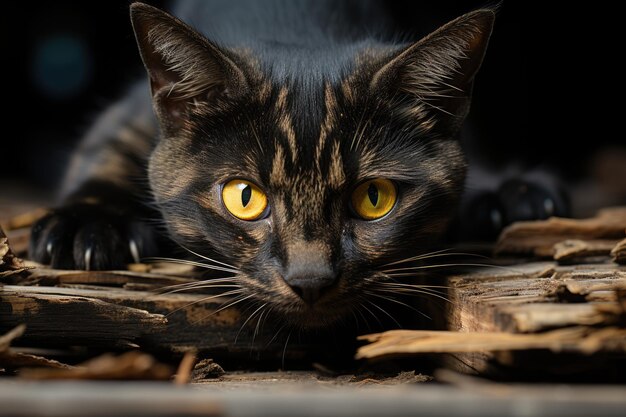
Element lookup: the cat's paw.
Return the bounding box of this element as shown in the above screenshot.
[459,178,570,241]
[497,178,569,223]
[29,204,158,270]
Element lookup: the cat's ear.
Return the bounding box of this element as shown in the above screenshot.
[130,3,247,133]
[371,10,494,135]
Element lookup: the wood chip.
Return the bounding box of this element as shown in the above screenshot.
[0,325,25,353]
[611,237,626,264]
[1,208,48,231]
[357,327,626,359]
[191,358,225,381]
[0,226,30,278]
[553,239,617,263]
[0,325,73,371]
[174,350,197,385]
[19,351,172,380]
[496,207,626,257]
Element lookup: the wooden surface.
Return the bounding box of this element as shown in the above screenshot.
[2,200,626,417]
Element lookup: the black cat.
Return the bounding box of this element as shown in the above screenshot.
[31,0,496,327]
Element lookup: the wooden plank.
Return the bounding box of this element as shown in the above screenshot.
[0,284,321,355]
[445,262,626,374]
[356,260,626,377]
[1,286,168,348]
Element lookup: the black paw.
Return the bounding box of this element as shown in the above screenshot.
[29,204,159,270]
[460,178,570,241]
[498,178,569,223]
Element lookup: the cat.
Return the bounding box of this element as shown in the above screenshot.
[30,0,494,327]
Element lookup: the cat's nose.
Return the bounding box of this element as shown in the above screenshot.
[283,267,338,306]
[282,240,338,305]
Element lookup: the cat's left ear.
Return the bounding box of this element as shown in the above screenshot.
[371,10,494,135]
[130,3,248,134]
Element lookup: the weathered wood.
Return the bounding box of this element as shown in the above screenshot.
[1,286,168,347]
[553,239,617,263]
[612,237,626,264]
[445,262,626,374]
[0,284,309,354]
[496,207,626,256]
[19,351,173,380]
[0,226,30,279]
[355,261,626,377]
[0,325,73,371]
[1,208,47,230]
[356,326,626,359]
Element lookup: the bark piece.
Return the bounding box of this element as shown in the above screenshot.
[19,351,172,380]
[553,239,617,263]
[0,226,30,279]
[496,207,626,257]
[611,238,626,264]
[174,351,197,385]
[357,326,626,359]
[1,285,167,347]
[191,358,225,381]
[0,325,73,371]
[2,208,48,231]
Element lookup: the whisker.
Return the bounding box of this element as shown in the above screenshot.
[376,282,450,294]
[143,257,239,274]
[359,300,383,328]
[158,284,243,296]
[382,263,519,274]
[349,309,361,330]
[381,250,489,267]
[365,299,401,327]
[266,323,287,347]
[282,331,292,370]
[198,293,256,322]
[380,248,454,267]
[365,291,431,320]
[253,307,270,346]
[235,302,268,344]
[166,289,245,317]
[372,286,453,304]
[178,244,237,269]
[353,303,372,331]
[378,286,447,297]
[376,281,451,290]
[153,277,241,296]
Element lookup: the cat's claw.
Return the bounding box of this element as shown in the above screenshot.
[29,204,158,270]
[84,246,93,271]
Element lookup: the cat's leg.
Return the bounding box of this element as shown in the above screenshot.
[30,82,162,270]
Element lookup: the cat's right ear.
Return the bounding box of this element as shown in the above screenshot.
[130,3,248,134]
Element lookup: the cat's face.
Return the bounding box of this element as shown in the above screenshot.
[131,4,493,327]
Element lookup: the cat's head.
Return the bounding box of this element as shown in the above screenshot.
[131,3,493,327]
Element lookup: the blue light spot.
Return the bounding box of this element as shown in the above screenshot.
[32,34,93,99]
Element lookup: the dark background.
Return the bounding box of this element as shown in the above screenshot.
[2,1,621,204]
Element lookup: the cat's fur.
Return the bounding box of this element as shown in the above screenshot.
[30,1,494,326]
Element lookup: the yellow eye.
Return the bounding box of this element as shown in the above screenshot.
[351,179,397,220]
[222,180,268,221]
